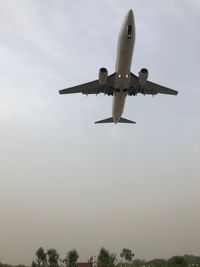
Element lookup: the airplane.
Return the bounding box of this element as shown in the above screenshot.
[59,9,178,124]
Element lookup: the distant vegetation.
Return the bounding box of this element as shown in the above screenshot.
[0,264,27,267]
[0,248,200,267]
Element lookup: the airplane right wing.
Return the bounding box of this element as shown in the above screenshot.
[59,73,115,96]
[143,80,179,95]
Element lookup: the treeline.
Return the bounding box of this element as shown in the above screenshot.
[0,249,200,267]
[32,247,79,267]
[0,264,27,267]
[35,250,200,267]
[145,255,200,267]
[30,247,120,267]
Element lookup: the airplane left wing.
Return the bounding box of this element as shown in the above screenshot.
[59,73,115,96]
[129,73,178,96]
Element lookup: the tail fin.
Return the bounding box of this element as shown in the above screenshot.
[95,117,136,124]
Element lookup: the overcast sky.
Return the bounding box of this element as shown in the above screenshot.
[0,0,200,265]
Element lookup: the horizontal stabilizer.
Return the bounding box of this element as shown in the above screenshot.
[119,117,136,124]
[95,117,136,124]
[95,117,114,124]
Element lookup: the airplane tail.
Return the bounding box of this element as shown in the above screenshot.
[95,117,136,124]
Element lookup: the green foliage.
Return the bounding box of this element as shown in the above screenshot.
[63,249,79,267]
[168,256,187,267]
[87,257,93,267]
[183,255,200,265]
[109,254,117,267]
[146,258,166,267]
[1,251,200,267]
[98,247,116,267]
[36,247,47,266]
[47,249,59,266]
[0,264,27,267]
[31,262,37,267]
[120,249,135,262]
[132,259,146,267]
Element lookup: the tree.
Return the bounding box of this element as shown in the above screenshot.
[146,259,166,267]
[88,256,94,267]
[31,261,37,267]
[168,256,187,267]
[98,247,116,267]
[120,249,134,263]
[47,248,60,266]
[133,259,146,267]
[63,249,79,267]
[109,254,117,267]
[98,247,110,267]
[36,247,47,266]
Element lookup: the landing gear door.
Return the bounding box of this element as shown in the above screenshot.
[127,25,132,39]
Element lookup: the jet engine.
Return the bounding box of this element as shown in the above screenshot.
[99,68,108,85]
[138,68,148,86]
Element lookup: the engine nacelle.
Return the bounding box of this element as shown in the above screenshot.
[99,68,108,85]
[138,68,148,86]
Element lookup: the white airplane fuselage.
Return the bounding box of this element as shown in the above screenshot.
[59,9,178,123]
[112,9,135,123]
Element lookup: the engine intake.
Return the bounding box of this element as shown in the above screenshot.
[99,68,108,85]
[138,68,148,86]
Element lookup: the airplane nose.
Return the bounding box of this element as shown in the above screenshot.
[128,9,133,17]
[127,9,134,23]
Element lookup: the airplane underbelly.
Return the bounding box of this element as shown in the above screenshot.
[112,93,126,122]
[114,75,131,89]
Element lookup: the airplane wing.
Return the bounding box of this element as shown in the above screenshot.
[59,73,115,96]
[129,73,178,96]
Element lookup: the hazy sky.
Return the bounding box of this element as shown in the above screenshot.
[0,0,200,265]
